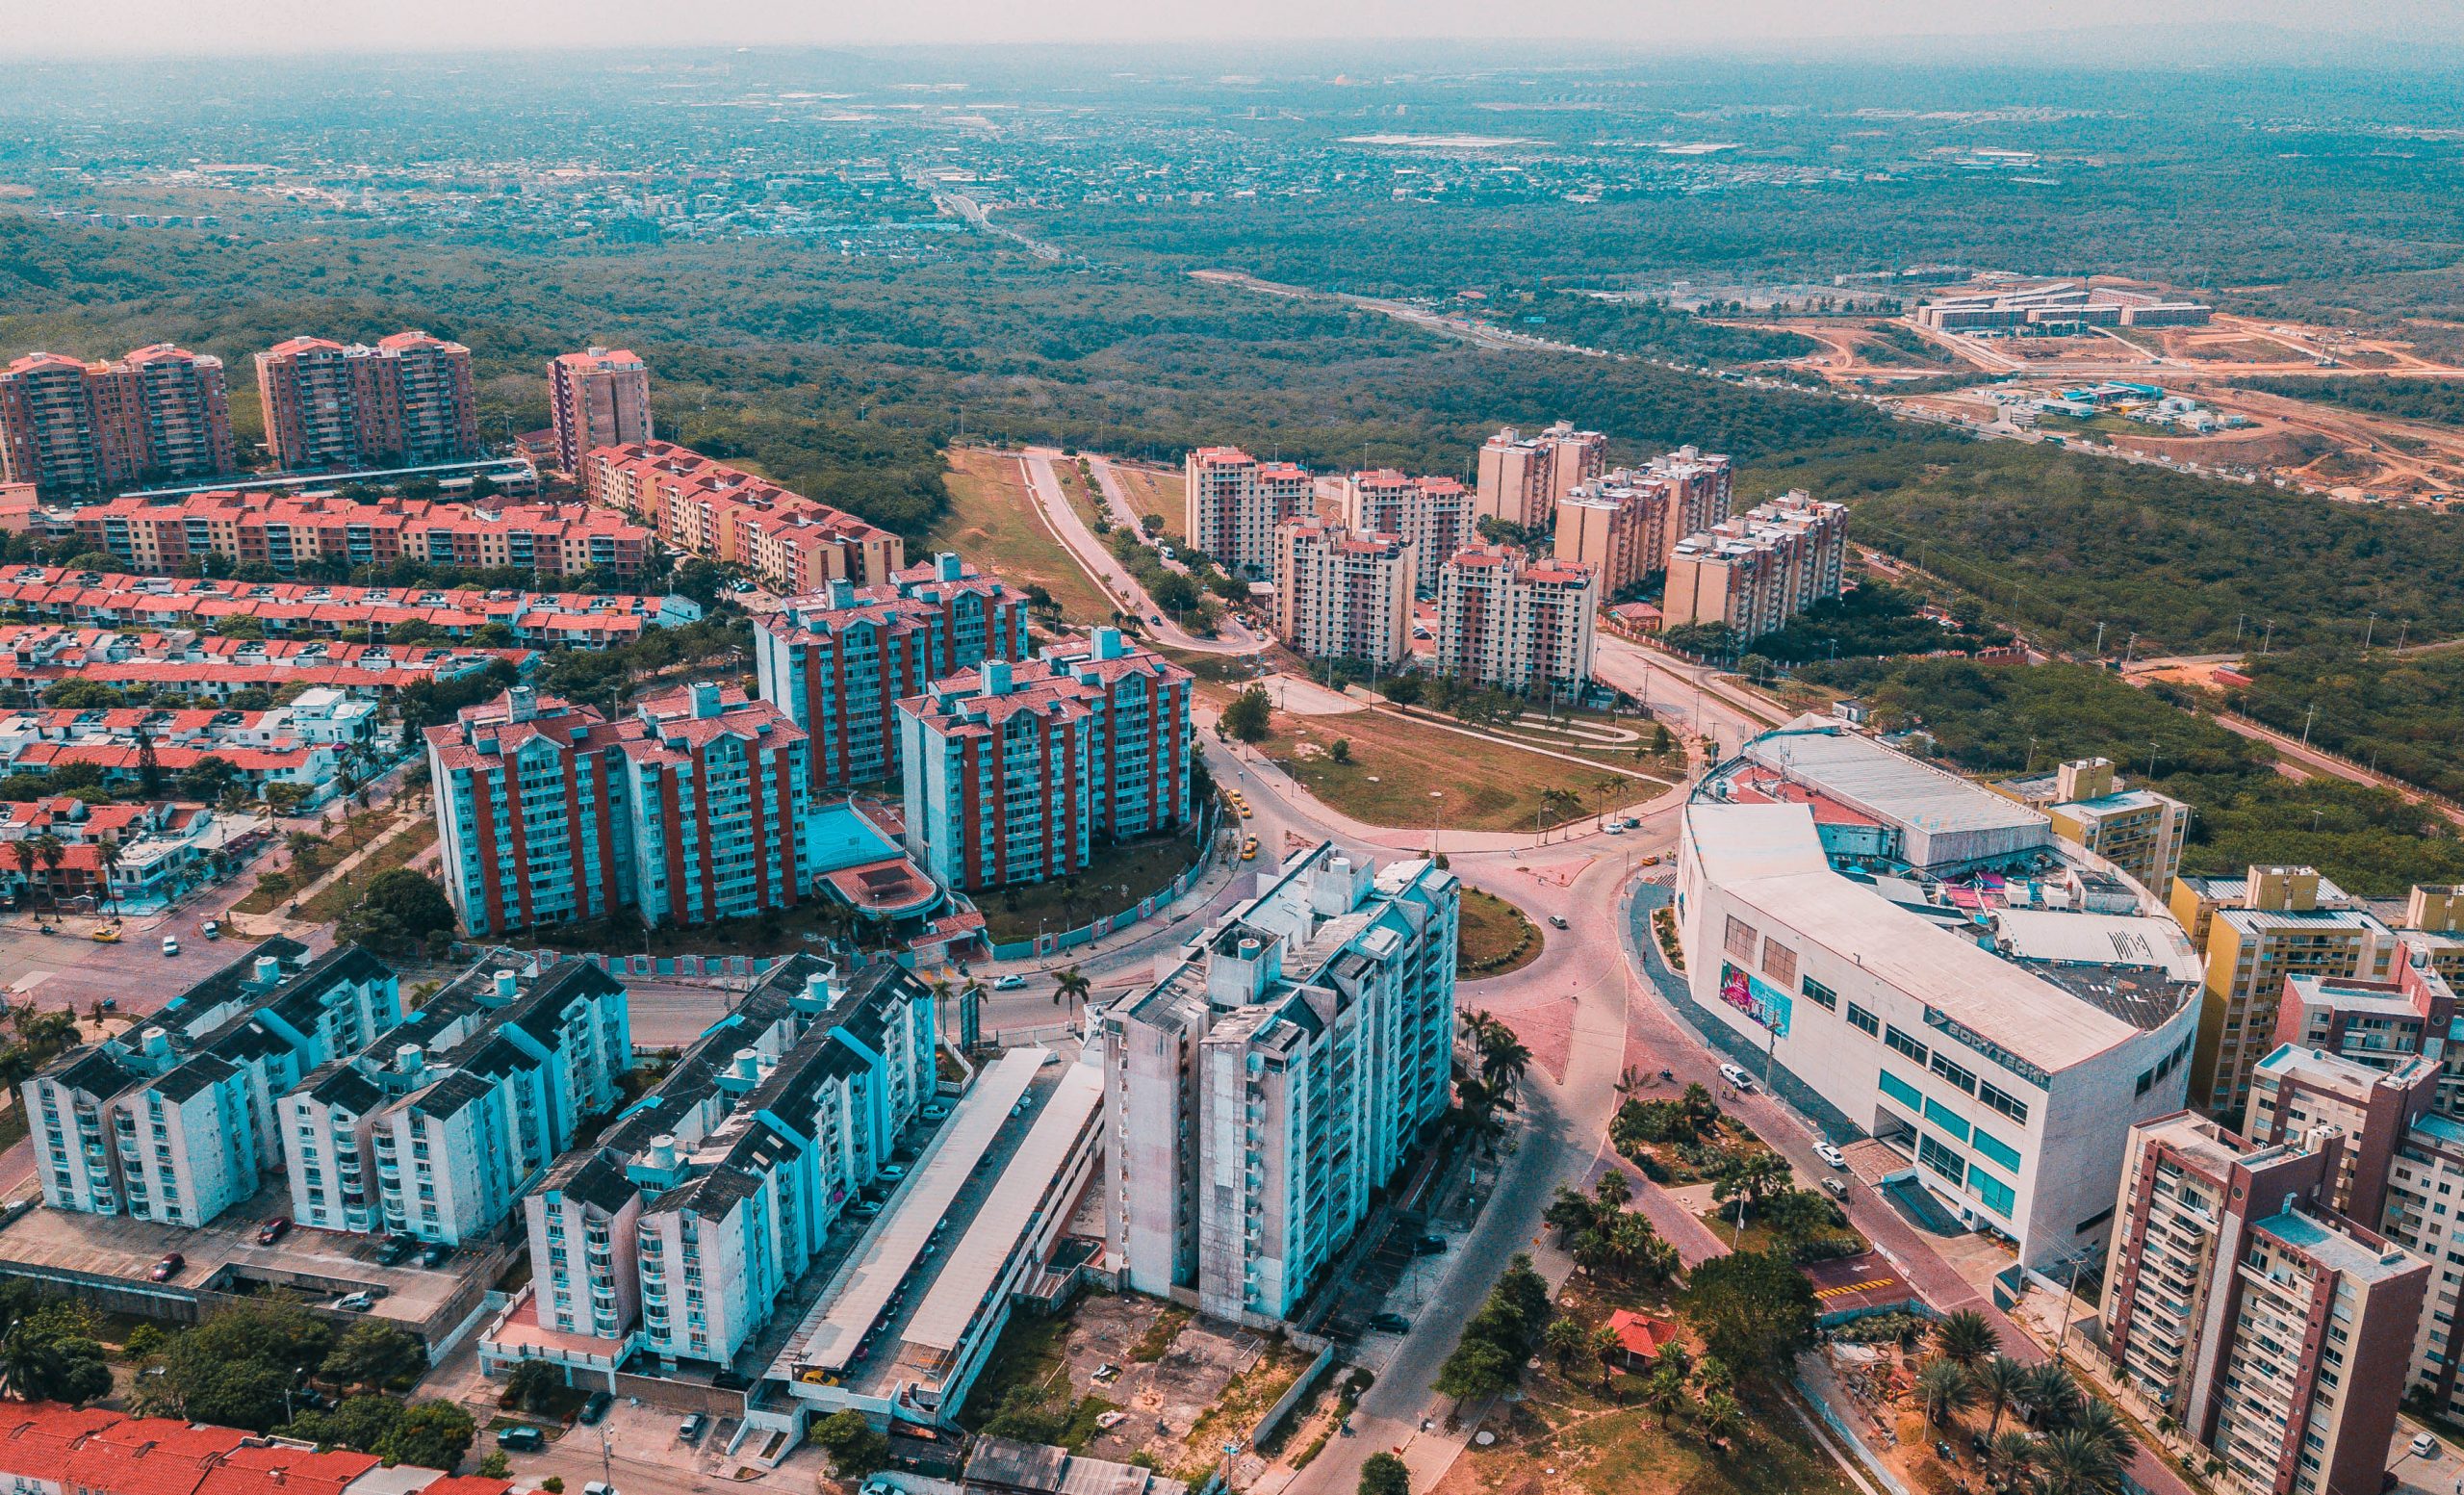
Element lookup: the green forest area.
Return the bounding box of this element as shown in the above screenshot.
[2227,649,2464,804]
[1799,658,2464,896]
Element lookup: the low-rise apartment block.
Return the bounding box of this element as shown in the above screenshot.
[1101,843,1458,1322]
[1660,489,1848,642]
[282,954,629,1244]
[584,441,904,593]
[71,491,651,580]
[1474,420,1604,530]
[753,553,1030,792]
[427,683,812,939]
[0,626,525,705]
[1550,447,1733,598]
[1270,524,1414,666]
[1434,544,1597,696]
[548,348,652,477]
[1341,470,1469,595]
[1182,448,1310,580]
[26,940,399,1226]
[254,332,479,472]
[898,629,1192,892]
[0,798,241,913]
[2170,866,2398,1119]
[2100,1111,2424,1495]
[484,955,935,1372]
[0,347,235,496]
[1991,757,2191,897]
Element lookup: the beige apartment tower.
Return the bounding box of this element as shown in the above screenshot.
[1551,447,1733,598]
[549,348,653,477]
[1271,523,1415,666]
[1184,447,1311,580]
[1474,420,1605,530]
[1436,544,1598,695]
[1660,489,1848,642]
[1343,470,1469,596]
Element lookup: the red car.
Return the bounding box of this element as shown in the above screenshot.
[148,1252,185,1282]
[257,1219,291,1246]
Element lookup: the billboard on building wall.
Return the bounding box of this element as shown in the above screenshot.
[1718,963,1793,1038]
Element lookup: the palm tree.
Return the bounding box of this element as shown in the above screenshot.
[1711,1149,1789,1232]
[1988,1429,2039,1492]
[1595,775,1622,829]
[1917,1359,1976,1429]
[1642,1361,1689,1428]
[33,837,64,910]
[1053,966,1092,1009]
[92,838,123,915]
[1459,1009,1504,1055]
[1694,1388,1744,1451]
[2023,1361,2083,1431]
[1477,1028,1532,1100]
[1543,1315,1588,1373]
[1980,1354,2032,1439]
[2068,1400,2134,1468]
[2031,1428,2119,1495]
[1593,1170,1631,1211]
[1934,1308,2001,1370]
[9,839,35,909]
[1677,1081,1720,1137]
[1587,1324,1623,1391]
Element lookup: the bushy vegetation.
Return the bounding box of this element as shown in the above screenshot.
[2238,376,2464,427]
[2230,647,2464,803]
[1746,581,2013,666]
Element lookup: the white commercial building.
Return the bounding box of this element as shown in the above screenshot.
[1675,722,2204,1267]
[1101,843,1458,1322]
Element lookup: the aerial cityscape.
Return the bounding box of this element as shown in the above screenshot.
[0,12,2460,1495]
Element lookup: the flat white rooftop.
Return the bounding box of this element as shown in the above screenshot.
[1744,724,2046,844]
[779,1047,1048,1376]
[903,1061,1103,1356]
[1992,909,2203,983]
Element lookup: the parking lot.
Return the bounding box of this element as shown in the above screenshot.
[0,1175,500,1337]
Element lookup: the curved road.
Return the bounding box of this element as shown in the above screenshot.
[1015,447,1266,657]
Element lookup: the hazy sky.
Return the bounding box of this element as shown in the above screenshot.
[10,0,2452,55]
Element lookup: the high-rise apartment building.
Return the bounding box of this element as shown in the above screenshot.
[1341,470,1469,596]
[1270,524,1414,666]
[2101,1112,2425,1495]
[26,939,399,1226]
[752,553,1030,793]
[897,629,1193,892]
[253,332,479,472]
[2169,866,2397,1118]
[1990,758,2192,897]
[1100,843,1458,1321]
[278,955,631,1245]
[1435,544,1598,695]
[1473,420,1605,530]
[426,683,811,938]
[1550,448,1733,598]
[0,346,235,496]
[1660,489,1849,642]
[548,348,653,477]
[584,441,904,593]
[1182,448,1311,580]
[500,956,935,1369]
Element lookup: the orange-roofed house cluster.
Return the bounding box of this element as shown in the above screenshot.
[70,492,650,580]
[0,564,693,651]
[0,1404,507,1495]
[582,440,903,594]
[0,626,526,705]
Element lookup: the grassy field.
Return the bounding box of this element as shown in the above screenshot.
[1459,887,1542,976]
[295,820,439,924]
[1111,462,1186,541]
[931,448,1116,625]
[980,827,1206,943]
[1263,708,1648,834]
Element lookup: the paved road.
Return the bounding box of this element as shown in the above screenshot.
[1017,447,1264,657]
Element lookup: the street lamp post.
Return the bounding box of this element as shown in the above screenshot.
[1428,791,1445,860]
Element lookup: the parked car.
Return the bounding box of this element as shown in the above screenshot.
[162,937,180,957]
[1622,817,1643,830]
[1822,1176,1851,1199]
[1547,915,1569,930]
[1718,1062,1756,1092]
[419,1243,450,1269]
[334,1292,375,1312]
[578,1391,613,1427]
[881,1163,907,1180]
[257,1218,292,1246]
[496,1427,545,1454]
[2414,1432,2442,1458]
[1413,1233,1447,1255]
[584,1482,617,1495]
[921,1103,949,1121]
[1814,1142,1848,1170]
[1368,1312,1412,1333]
[201,919,220,940]
[149,1252,185,1282]
[1603,823,1625,836]
[993,974,1026,991]
[678,1414,706,1445]
[376,1236,417,1266]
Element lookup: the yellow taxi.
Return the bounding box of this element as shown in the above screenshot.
[90,923,121,943]
[1241,837,1260,861]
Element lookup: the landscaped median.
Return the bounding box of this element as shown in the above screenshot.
[1254,704,1664,835]
[1458,887,1543,977]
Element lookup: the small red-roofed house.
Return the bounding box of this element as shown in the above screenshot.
[1604,1309,1681,1372]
